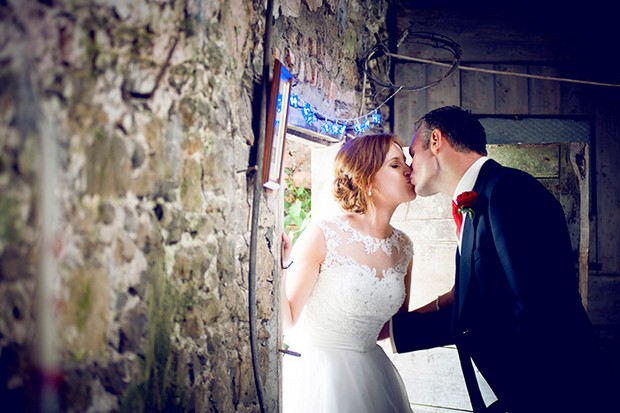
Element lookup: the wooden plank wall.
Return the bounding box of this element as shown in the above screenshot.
[393,62,588,138]
[392,8,594,134]
[392,8,620,277]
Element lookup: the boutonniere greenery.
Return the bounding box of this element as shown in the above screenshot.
[456,191,478,220]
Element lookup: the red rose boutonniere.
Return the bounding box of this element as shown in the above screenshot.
[455,191,478,220]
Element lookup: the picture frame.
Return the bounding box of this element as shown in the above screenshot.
[262,59,293,190]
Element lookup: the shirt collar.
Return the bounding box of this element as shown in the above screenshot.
[453,156,488,201]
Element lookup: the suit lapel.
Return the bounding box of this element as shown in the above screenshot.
[456,159,501,318]
[458,212,475,317]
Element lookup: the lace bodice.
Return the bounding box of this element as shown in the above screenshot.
[298,215,413,352]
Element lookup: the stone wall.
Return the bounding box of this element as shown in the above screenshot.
[0,0,387,412]
[273,0,391,133]
[0,1,267,411]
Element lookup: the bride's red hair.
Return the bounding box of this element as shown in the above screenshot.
[332,133,402,214]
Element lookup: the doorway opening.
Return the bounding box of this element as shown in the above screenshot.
[282,127,342,245]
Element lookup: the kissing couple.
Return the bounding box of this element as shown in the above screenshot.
[280,106,607,413]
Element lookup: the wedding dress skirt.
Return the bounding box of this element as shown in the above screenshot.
[282,216,414,413]
[282,335,413,412]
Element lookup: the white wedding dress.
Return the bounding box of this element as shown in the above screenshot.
[282,215,414,413]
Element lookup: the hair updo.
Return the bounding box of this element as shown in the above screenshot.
[332,133,402,214]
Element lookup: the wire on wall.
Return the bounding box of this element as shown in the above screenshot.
[386,52,620,89]
[361,31,463,91]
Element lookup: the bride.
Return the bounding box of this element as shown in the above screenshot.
[281,133,416,412]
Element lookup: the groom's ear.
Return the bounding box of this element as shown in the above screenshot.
[429,128,444,155]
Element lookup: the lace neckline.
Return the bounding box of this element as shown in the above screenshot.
[335,216,399,256]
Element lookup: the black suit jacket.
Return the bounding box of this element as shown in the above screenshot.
[393,160,602,412]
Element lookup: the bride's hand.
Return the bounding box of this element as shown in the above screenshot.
[281,233,292,268]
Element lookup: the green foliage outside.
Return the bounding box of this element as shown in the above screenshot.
[284,167,312,244]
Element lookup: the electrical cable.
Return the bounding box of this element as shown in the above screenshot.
[363,30,620,89]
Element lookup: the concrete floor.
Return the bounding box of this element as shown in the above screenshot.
[380,343,496,413]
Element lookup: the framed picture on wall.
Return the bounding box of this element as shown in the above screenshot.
[262,59,293,190]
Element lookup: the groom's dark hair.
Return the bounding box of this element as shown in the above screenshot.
[414,106,487,155]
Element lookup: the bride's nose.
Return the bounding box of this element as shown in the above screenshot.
[404,164,412,176]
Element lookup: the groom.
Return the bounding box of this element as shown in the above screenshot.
[390,106,605,412]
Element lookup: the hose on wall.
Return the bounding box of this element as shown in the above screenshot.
[248,0,275,412]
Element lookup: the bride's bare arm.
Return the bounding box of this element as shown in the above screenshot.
[280,224,325,332]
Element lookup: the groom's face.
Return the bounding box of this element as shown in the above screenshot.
[408,127,440,197]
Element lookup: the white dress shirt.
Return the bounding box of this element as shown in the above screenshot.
[453,157,488,250]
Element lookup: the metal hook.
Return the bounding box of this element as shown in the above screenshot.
[278,348,301,357]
